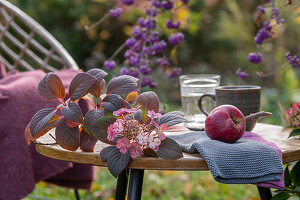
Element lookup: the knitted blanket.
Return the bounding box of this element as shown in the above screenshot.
[169,131,284,188]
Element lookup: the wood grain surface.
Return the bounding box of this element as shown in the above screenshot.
[35,123,299,170]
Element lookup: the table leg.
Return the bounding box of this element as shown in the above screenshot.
[127,169,144,200]
[115,169,129,200]
[257,186,272,200]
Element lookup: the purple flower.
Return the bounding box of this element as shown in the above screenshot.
[167,67,182,78]
[285,52,300,68]
[140,65,151,75]
[120,67,130,75]
[104,60,116,70]
[132,26,145,40]
[141,19,157,30]
[152,0,163,8]
[109,8,122,18]
[152,40,167,54]
[264,0,272,2]
[168,32,184,45]
[272,8,280,16]
[180,0,190,3]
[162,0,174,10]
[248,52,263,64]
[236,68,249,80]
[122,0,134,5]
[146,8,158,16]
[126,38,136,48]
[254,28,272,45]
[156,58,170,66]
[147,31,159,43]
[128,67,139,77]
[257,6,265,15]
[166,20,181,29]
[129,56,139,66]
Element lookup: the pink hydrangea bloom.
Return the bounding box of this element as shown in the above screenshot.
[116,137,131,154]
[147,110,162,119]
[129,142,144,158]
[136,131,149,146]
[107,119,124,141]
[148,131,161,151]
[287,102,300,128]
[113,107,140,117]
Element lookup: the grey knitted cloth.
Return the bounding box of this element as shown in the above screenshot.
[168,131,283,184]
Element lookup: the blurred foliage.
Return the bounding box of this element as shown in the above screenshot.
[26,168,260,200]
[9,0,300,122]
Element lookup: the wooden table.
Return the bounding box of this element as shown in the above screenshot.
[36,123,300,200]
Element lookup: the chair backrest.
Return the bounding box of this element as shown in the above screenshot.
[0,0,79,72]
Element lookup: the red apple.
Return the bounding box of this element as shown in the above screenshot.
[205,105,246,143]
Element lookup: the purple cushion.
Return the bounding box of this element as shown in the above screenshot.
[0,69,95,200]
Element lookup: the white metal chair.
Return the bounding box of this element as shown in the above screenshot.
[0,0,79,72]
[0,1,81,199]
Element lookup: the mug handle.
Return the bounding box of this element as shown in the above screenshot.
[198,94,216,116]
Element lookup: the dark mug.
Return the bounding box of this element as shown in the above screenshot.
[198,86,261,131]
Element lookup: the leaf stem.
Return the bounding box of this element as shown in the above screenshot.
[245,111,272,121]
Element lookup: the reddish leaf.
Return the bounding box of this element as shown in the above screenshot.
[38,74,61,100]
[105,146,131,178]
[126,91,139,104]
[156,138,183,159]
[101,94,122,112]
[91,116,117,144]
[158,113,186,127]
[106,75,138,95]
[24,123,33,144]
[69,72,97,101]
[88,80,101,98]
[136,91,160,113]
[120,98,131,108]
[87,68,107,81]
[30,108,59,138]
[55,118,80,151]
[46,73,65,99]
[83,109,105,135]
[100,146,115,162]
[80,128,98,152]
[62,102,83,124]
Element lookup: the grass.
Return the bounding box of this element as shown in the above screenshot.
[26,168,261,200]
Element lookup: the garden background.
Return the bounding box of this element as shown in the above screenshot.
[11,0,300,199]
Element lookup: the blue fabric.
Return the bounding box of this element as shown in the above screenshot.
[168,131,283,184]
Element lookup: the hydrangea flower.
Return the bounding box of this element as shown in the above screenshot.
[116,137,131,154]
[107,119,124,141]
[287,102,300,128]
[129,142,144,158]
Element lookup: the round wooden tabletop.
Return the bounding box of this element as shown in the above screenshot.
[35,123,300,170]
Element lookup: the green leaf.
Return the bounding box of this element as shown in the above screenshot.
[291,160,300,185]
[156,138,183,159]
[55,118,80,151]
[80,128,98,152]
[271,192,290,200]
[30,108,58,137]
[83,109,105,135]
[106,75,138,95]
[38,73,65,100]
[284,165,292,187]
[106,146,131,178]
[295,186,300,192]
[91,116,117,144]
[61,102,83,124]
[69,72,97,101]
[136,91,160,113]
[289,129,300,138]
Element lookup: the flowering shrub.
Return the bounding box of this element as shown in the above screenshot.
[236,0,299,79]
[86,0,190,88]
[286,102,300,137]
[25,69,185,177]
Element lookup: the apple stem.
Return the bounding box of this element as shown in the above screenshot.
[244,111,272,121]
